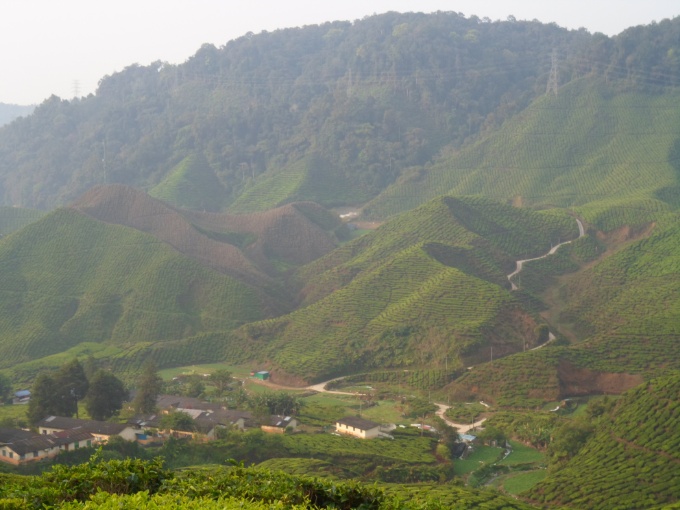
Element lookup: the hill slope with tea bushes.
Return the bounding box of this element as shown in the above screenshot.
[0,208,276,371]
[0,11,598,211]
[446,215,680,406]
[0,13,678,509]
[526,372,680,509]
[365,79,680,229]
[0,206,45,236]
[0,454,538,509]
[232,196,578,381]
[2,13,680,215]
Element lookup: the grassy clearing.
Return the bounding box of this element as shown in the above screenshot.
[453,445,504,476]
[357,400,405,424]
[158,363,252,381]
[499,441,545,466]
[0,402,92,427]
[502,469,548,495]
[0,403,30,426]
[302,392,356,407]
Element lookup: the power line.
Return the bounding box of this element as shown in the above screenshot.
[546,49,559,96]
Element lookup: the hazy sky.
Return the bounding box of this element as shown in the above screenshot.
[1,1,678,105]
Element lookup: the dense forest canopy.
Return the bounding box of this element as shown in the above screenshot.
[0,12,678,211]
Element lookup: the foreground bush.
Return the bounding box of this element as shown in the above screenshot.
[0,453,536,509]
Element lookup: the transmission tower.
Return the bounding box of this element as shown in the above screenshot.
[72,80,81,98]
[546,49,559,96]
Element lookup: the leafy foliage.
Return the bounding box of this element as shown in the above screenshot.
[159,411,196,432]
[525,374,680,509]
[0,452,169,508]
[249,391,304,416]
[0,12,598,211]
[132,361,163,414]
[84,369,128,421]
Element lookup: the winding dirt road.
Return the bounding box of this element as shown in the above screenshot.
[508,218,585,290]
[435,404,487,434]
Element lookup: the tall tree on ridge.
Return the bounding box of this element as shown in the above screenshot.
[84,370,128,421]
[27,372,58,425]
[132,360,163,415]
[54,359,89,418]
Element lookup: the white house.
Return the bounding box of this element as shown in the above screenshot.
[37,416,141,442]
[0,427,93,466]
[335,416,382,439]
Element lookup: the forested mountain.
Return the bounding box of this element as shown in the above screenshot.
[0,102,34,127]
[0,11,678,386]
[1,13,679,213]
[0,12,679,509]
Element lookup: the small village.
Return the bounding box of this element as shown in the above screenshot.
[0,369,491,469]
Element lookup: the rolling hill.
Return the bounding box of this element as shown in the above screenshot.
[445,215,680,406]
[365,78,680,230]
[0,208,271,368]
[0,206,45,236]
[228,196,579,382]
[72,184,340,281]
[0,12,599,210]
[0,186,350,381]
[0,11,676,406]
[149,152,227,212]
[526,372,680,509]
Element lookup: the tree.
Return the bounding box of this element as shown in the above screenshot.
[0,373,11,403]
[132,361,163,414]
[548,421,594,465]
[54,359,89,418]
[27,372,58,425]
[159,411,195,432]
[82,354,98,381]
[208,369,232,396]
[250,391,304,416]
[84,370,128,421]
[477,425,507,446]
[184,378,205,399]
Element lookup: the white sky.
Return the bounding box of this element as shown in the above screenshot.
[1,1,678,105]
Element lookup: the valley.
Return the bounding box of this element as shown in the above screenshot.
[0,10,678,509]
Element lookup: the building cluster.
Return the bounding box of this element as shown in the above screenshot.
[0,394,301,466]
[1,387,424,467]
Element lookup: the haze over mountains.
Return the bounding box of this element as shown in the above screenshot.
[0,11,678,507]
[0,103,34,127]
[0,9,677,386]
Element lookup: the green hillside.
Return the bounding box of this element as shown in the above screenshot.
[298,196,576,303]
[0,206,45,235]
[0,12,599,210]
[149,153,226,211]
[0,209,271,372]
[365,79,680,230]
[228,153,362,213]
[233,196,578,381]
[526,373,680,509]
[559,219,680,341]
[447,217,680,406]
